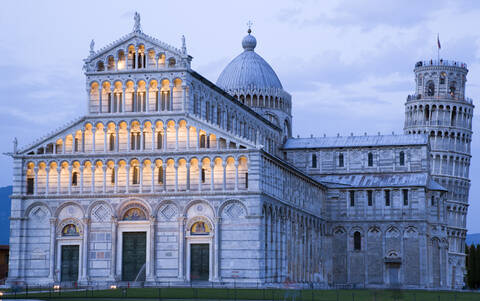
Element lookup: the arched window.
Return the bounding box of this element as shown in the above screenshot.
[109,134,115,151]
[111,167,115,184]
[201,168,206,183]
[312,154,317,168]
[431,195,435,206]
[368,152,373,167]
[427,82,435,96]
[399,151,405,166]
[200,134,206,148]
[157,132,163,149]
[132,166,139,185]
[168,58,176,68]
[158,166,164,184]
[26,177,34,195]
[338,153,344,167]
[72,172,78,186]
[353,231,361,250]
[440,72,446,84]
[449,83,456,97]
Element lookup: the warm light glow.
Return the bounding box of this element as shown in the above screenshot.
[0,291,4,296]
[110,285,117,289]
[53,285,60,290]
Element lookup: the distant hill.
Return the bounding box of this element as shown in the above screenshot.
[0,186,11,245]
[466,233,480,246]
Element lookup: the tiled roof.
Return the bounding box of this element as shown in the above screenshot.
[283,134,428,149]
[318,173,442,189]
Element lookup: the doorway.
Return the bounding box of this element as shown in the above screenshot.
[190,244,209,281]
[61,245,79,282]
[122,232,146,281]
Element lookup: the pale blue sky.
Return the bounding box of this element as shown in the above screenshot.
[1,0,480,231]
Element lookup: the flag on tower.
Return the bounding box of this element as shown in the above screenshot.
[437,34,441,49]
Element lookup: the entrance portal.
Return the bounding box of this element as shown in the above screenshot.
[122,232,146,281]
[61,245,79,282]
[190,244,209,281]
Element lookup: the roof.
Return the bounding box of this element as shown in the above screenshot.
[318,173,438,189]
[283,134,428,149]
[216,32,283,92]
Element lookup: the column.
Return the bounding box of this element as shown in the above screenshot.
[139,164,144,193]
[80,218,90,283]
[177,216,185,280]
[163,126,167,150]
[147,216,156,282]
[222,162,227,191]
[49,218,57,282]
[114,163,118,193]
[140,126,144,151]
[102,165,107,193]
[186,162,190,191]
[68,166,72,195]
[196,131,200,150]
[210,161,214,191]
[46,167,51,195]
[82,131,85,152]
[99,88,103,113]
[214,217,221,281]
[34,167,38,195]
[151,125,155,151]
[103,128,107,152]
[151,164,155,193]
[92,129,97,152]
[126,126,131,152]
[125,164,130,193]
[174,162,178,192]
[146,88,150,113]
[109,217,118,281]
[79,166,84,194]
[169,84,174,111]
[175,125,179,150]
[186,126,190,150]
[91,165,95,193]
[198,163,202,191]
[234,161,239,191]
[182,84,187,111]
[56,166,60,194]
[121,89,125,112]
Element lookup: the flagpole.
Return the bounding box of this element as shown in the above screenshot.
[437,33,440,62]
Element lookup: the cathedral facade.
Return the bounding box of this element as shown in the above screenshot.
[6,15,473,289]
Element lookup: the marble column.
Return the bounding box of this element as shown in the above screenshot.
[147,216,156,282]
[214,217,221,281]
[79,218,90,283]
[49,218,57,282]
[109,217,118,281]
[177,216,185,281]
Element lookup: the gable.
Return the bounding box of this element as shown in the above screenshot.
[84,31,191,73]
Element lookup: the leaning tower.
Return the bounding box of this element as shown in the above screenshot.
[404,59,474,288]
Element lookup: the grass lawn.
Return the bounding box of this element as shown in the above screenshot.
[2,287,479,300]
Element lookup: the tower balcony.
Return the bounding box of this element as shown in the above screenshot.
[415,60,467,69]
[406,94,473,104]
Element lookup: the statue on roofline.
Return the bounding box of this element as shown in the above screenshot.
[133,12,141,32]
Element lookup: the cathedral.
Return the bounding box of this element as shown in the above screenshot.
[6,14,473,289]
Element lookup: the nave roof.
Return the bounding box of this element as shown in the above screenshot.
[283,134,429,150]
[318,173,446,191]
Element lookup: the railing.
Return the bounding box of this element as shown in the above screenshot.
[415,59,467,68]
[406,94,473,104]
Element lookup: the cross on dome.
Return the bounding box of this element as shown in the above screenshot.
[247,20,253,34]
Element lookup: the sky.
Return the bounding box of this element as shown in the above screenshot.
[0,0,480,230]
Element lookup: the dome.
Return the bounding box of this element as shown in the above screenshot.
[216,31,283,92]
